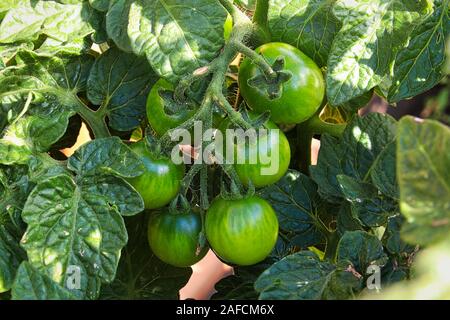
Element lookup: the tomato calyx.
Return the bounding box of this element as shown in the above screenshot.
[247,56,292,100]
[158,88,197,116]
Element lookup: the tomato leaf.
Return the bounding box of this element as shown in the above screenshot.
[0,225,26,293]
[11,262,82,300]
[0,0,100,43]
[259,170,325,248]
[255,251,362,300]
[397,116,450,246]
[67,137,145,178]
[106,0,227,83]
[87,48,158,131]
[337,231,388,274]
[388,0,450,102]
[327,0,432,105]
[268,0,341,67]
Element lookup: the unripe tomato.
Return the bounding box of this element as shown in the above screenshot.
[239,42,325,125]
[127,141,184,210]
[205,196,278,266]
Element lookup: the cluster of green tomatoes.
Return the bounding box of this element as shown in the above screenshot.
[127,42,325,268]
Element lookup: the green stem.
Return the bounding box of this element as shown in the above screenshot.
[324,232,339,262]
[296,111,346,174]
[231,41,276,81]
[74,98,110,139]
[307,115,346,138]
[252,0,271,44]
[218,0,250,24]
[297,124,313,175]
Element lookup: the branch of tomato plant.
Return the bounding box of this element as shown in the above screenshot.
[297,103,346,175]
[252,0,271,45]
[73,96,110,138]
[160,0,280,212]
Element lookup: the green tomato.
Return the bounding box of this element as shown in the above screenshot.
[127,141,184,210]
[238,42,325,125]
[205,196,278,266]
[147,79,224,137]
[147,210,208,267]
[219,114,291,188]
[146,79,196,137]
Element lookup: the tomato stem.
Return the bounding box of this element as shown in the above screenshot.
[231,41,277,81]
[74,96,110,138]
[252,0,271,45]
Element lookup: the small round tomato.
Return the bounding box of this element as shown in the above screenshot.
[238,42,325,125]
[146,79,196,137]
[148,210,208,267]
[205,196,278,266]
[127,141,184,210]
[219,114,291,188]
[147,79,224,137]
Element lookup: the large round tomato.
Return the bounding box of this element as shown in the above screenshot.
[205,196,278,266]
[238,42,325,125]
[148,210,208,267]
[146,79,196,137]
[219,114,291,188]
[127,141,184,210]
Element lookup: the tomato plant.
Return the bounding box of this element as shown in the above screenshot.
[239,42,325,124]
[147,210,208,267]
[0,0,449,302]
[205,196,278,266]
[127,141,185,210]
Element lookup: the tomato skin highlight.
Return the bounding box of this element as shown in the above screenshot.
[148,210,208,267]
[219,115,291,188]
[126,141,184,210]
[146,79,196,137]
[239,42,325,125]
[205,196,279,266]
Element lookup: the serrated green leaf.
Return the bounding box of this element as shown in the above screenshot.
[21,172,142,297]
[337,231,388,274]
[0,98,74,165]
[108,0,227,83]
[382,215,415,256]
[0,51,94,141]
[36,37,93,56]
[67,137,145,178]
[255,251,362,300]
[0,42,34,64]
[90,0,109,12]
[87,48,157,131]
[388,0,450,102]
[11,262,81,300]
[0,0,100,43]
[105,0,134,52]
[0,225,25,293]
[268,0,341,67]
[397,116,450,246]
[327,0,431,105]
[259,170,325,248]
[337,175,397,227]
[311,113,397,203]
[101,215,191,299]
